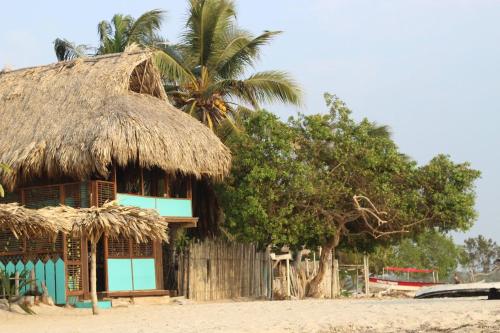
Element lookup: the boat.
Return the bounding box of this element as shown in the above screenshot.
[415,282,500,299]
[369,266,441,292]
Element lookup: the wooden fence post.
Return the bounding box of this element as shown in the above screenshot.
[286,257,291,298]
[364,255,370,295]
[332,259,340,297]
[30,269,36,294]
[14,272,20,296]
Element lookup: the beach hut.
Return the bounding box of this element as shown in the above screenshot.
[0,49,231,302]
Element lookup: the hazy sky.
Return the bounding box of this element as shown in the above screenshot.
[1,1,499,243]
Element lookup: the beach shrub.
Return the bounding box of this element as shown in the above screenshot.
[0,269,35,314]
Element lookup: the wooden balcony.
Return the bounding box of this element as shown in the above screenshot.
[15,181,197,227]
[116,194,197,227]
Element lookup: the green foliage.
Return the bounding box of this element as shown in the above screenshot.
[0,269,35,314]
[218,110,311,248]
[52,1,302,131]
[97,9,164,54]
[54,9,165,61]
[174,228,192,251]
[163,0,302,130]
[460,235,500,273]
[220,93,481,259]
[370,231,462,280]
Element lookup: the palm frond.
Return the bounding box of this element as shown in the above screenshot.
[53,38,90,61]
[210,71,303,107]
[112,14,133,51]
[182,0,236,67]
[97,20,113,49]
[215,112,241,141]
[153,47,197,85]
[128,9,165,46]
[214,30,281,78]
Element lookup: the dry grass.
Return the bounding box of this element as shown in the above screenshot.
[0,203,60,239]
[0,47,231,190]
[0,202,167,243]
[38,202,168,243]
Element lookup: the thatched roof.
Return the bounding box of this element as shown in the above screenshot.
[38,203,168,243]
[0,50,231,190]
[0,203,61,239]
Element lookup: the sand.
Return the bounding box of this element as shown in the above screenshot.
[1,297,499,333]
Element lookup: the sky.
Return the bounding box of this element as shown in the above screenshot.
[1,1,499,243]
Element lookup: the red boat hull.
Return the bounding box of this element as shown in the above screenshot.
[369,277,441,292]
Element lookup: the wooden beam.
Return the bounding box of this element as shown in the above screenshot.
[186,177,192,200]
[140,168,145,196]
[62,233,68,301]
[104,236,109,293]
[112,165,117,198]
[164,173,170,198]
[81,236,89,298]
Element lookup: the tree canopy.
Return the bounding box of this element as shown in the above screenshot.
[160,0,302,131]
[54,9,165,60]
[460,235,500,273]
[370,231,463,280]
[219,94,480,296]
[53,0,302,132]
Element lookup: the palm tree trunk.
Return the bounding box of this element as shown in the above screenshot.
[90,239,99,315]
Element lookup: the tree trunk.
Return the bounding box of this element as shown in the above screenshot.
[293,249,309,299]
[90,240,99,315]
[307,234,339,298]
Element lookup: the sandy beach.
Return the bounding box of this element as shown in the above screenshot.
[1,297,499,333]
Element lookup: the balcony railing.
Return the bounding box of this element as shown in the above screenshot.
[116,193,193,218]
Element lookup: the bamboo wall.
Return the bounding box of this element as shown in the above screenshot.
[177,240,272,301]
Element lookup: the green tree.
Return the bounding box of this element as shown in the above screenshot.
[53,1,302,132]
[158,0,302,131]
[370,231,462,280]
[220,94,480,297]
[461,235,500,273]
[54,9,165,61]
[292,94,480,296]
[218,110,310,246]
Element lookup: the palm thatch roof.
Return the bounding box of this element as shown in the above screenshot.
[0,49,231,190]
[0,203,61,239]
[38,203,168,243]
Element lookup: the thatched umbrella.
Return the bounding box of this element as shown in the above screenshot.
[39,202,168,315]
[0,203,64,239]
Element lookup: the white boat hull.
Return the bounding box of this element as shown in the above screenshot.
[415,282,500,299]
[369,280,422,292]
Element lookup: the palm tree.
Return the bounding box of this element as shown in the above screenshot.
[54,9,165,61]
[53,1,302,132]
[155,0,302,130]
[97,9,164,54]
